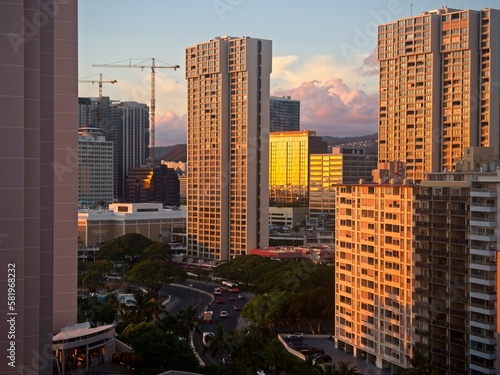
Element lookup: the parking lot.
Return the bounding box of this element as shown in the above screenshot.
[285,336,392,375]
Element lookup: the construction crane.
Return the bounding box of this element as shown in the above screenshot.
[78,73,117,128]
[92,58,180,164]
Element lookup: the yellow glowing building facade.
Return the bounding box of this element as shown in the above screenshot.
[335,183,414,373]
[185,36,271,261]
[269,130,327,206]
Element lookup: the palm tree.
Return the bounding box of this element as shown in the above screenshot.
[177,306,201,340]
[403,347,432,375]
[124,291,160,324]
[203,323,230,365]
[335,361,359,375]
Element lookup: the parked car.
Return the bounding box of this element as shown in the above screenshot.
[308,346,325,355]
[312,353,332,363]
[289,332,304,340]
[219,310,229,318]
[285,334,303,342]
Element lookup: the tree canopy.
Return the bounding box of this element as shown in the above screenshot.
[125,258,186,298]
[96,233,154,263]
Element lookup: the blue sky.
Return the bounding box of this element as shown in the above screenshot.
[79,0,500,146]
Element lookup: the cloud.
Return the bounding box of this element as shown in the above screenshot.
[271,53,378,93]
[356,48,378,77]
[273,78,378,137]
[155,111,187,146]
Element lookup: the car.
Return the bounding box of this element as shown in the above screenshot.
[233,305,242,311]
[229,296,236,301]
[214,288,222,295]
[289,332,304,340]
[216,297,224,304]
[221,357,231,366]
[312,353,332,363]
[219,310,229,318]
[308,346,325,355]
[285,334,303,342]
[289,342,309,350]
[238,294,245,299]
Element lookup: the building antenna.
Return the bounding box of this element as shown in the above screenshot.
[410,2,413,16]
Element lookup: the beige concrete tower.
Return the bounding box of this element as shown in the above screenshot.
[185,36,271,261]
[0,1,78,374]
[377,8,500,183]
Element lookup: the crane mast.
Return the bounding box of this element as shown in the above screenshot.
[92,58,180,164]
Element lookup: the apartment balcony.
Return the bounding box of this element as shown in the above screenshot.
[470,319,496,331]
[470,233,497,242]
[469,364,496,375]
[470,340,497,359]
[471,190,497,198]
[470,335,497,346]
[470,276,495,287]
[470,304,495,315]
[470,291,496,301]
[470,245,496,257]
[470,219,497,228]
[470,262,496,272]
[470,204,497,212]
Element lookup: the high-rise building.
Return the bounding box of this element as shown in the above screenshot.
[377,7,500,183]
[125,164,180,206]
[269,130,328,206]
[78,127,114,206]
[334,180,415,373]
[0,1,78,374]
[270,95,300,132]
[414,147,499,375]
[309,147,378,224]
[79,98,150,200]
[78,96,112,129]
[108,101,150,200]
[185,36,271,261]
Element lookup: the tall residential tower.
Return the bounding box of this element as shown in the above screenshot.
[185,36,271,261]
[377,7,500,182]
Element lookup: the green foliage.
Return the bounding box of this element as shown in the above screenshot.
[120,322,198,375]
[78,295,117,327]
[125,258,186,297]
[403,347,433,375]
[140,242,172,261]
[242,291,289,333]
[78,259,113,292]
[96,233,154,263]
[216,255,335,334]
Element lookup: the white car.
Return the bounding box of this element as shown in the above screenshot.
[219,310,229,318]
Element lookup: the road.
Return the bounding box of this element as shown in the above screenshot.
[162,280,251,366]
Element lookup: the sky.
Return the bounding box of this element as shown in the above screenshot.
[79,0,500,146]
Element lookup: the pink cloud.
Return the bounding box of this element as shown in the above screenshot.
[274,78,378,137]
[155,111,187,146]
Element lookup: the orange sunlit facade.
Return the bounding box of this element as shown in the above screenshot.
[335,183,414,373]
